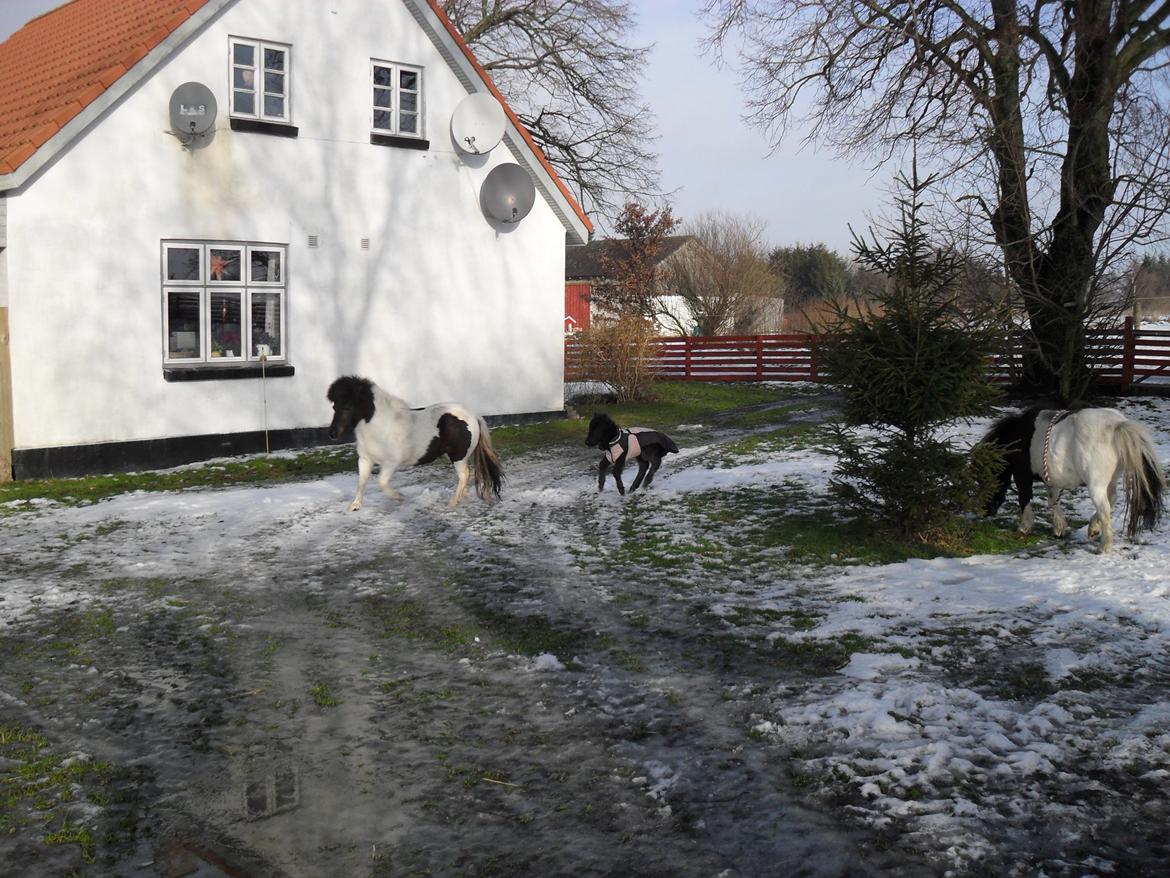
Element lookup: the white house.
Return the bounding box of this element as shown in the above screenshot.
[0,0,591,479]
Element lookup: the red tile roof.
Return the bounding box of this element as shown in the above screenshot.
[0,0,592,234]
[0,0,206,175]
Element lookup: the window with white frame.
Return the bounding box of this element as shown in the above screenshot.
[230,38,290,122]
[163,241,286,365]
[372,60,423,137]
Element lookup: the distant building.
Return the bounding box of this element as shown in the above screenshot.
[565,235,700,335]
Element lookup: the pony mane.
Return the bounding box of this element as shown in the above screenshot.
[982,405,1046,450]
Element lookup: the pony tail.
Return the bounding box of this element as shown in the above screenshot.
[1114,420,1166,538]
[472,416,504,501]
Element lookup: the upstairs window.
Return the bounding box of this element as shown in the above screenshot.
[372,61,423,137]
[231,38,290,123]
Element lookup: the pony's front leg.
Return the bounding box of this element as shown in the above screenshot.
[1049,489,1069,538]
[349,457,374,512]
[449,459,470,509]
[377,464,402,502]
[597,458,611,493]
[612,461,627,496]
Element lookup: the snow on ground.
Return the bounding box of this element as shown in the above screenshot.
[2,392,1170,876]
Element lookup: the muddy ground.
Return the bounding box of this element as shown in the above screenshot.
[3,392,1167,877]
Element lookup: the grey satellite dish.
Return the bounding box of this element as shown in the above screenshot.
[168,82,217,138]
[452,93,505,154]
[481,163,536,223]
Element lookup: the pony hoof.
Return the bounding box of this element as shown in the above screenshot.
[347,502,362,512]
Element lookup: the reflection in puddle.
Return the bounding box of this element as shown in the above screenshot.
[244,764,300,821]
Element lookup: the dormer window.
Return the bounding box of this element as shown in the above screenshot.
[230,38,290,123]
[372,61,423,138]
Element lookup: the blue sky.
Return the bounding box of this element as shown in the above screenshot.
[0,0,892,253]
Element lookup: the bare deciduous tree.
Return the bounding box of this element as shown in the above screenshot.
[704,0,1170,402]
[590,201,680,320]
[443,0,662,219]
[662,212,784,335]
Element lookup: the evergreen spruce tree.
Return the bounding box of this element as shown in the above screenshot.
[819,168,1005,541]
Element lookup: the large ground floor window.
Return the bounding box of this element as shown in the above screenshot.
[162,241,286,365]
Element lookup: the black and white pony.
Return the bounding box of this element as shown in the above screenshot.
[980,406,1165,552]
[327,375,503,511]
[585,412,679,495]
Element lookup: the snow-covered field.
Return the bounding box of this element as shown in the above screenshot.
[2,389,1169,876]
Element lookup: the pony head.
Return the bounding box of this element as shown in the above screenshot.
[327,375,376,439]
[585,413,619,448]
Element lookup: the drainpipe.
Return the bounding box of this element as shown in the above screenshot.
[0,245,12,482]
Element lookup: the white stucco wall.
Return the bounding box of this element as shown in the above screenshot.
[5,0,568,451]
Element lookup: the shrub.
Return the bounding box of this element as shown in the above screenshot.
[573,316,659,402]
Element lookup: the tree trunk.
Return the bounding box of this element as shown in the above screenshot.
[995,1,1118,404]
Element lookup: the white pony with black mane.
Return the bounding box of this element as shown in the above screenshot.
[980,406,1165,552]
[327,375,503,511]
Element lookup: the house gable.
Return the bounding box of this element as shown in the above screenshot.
[0,0,590,243]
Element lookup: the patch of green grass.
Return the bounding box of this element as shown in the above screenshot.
[723,606,821,631]
[0,447,355,513]
[493,381,809,456]
[43,821,96,863]
[364,596,477,653]
[770,632,875,674]
[309,681,342,707]
[0,724,124,862]
[471,606,589,659]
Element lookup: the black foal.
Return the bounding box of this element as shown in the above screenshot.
[585,413,679,495]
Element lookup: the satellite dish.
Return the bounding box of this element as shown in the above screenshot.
[452,93,505,154]
[168,82,217,138]
[481,163,536,224]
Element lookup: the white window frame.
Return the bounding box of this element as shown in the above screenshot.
[230,37,291,123]
[161,241,288,366]
[371,60,424,138]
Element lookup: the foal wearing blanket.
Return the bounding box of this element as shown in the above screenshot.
[980,406,1165,552]
[585,413,679,495]
[327,375,503,511]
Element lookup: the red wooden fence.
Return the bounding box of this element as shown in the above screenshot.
[565,318,1170,390]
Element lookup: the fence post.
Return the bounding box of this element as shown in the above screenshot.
[684,335,692,380]
[809,335,819,382]
[754,336,763,380]
[1122,315,1135,392]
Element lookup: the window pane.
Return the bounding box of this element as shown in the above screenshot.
[373,110,392,130]
[400,92,417,113]
[210,292,242,359]
[264,95,285,118]
[167,292,201,359]
[233,43,254,66]
[209,248,242,282]
[234,68,255,89]
[400,70,418,90]
[373,87,392,108]
[264,48,285,71]
[251,293,282,358]
[264,72,284,95]
[250,250,282,283]
[399,113,418,134]
[373,65,393,87]
[166,247,200,282]
[234,91,255,114]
